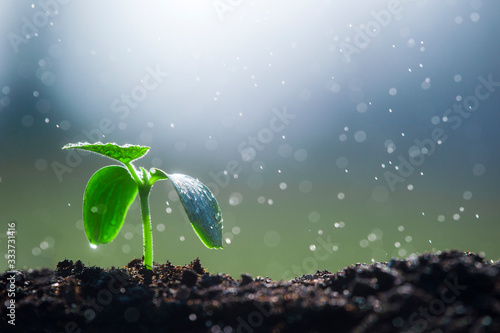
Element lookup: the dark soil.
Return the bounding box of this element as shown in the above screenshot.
[1,250,499,333]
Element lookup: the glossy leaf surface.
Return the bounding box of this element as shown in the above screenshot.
[63,142,150,164]
[83,166,138,245]
[168,174,223,248]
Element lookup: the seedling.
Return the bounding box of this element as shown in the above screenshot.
[62,142,223,270]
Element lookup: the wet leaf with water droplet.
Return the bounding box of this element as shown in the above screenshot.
[167,174,223,248]
[83,166,138,245]
[62,142,150,164]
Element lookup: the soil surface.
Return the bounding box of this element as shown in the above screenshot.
[1,250,499,333]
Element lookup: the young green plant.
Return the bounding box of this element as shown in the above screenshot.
[62,142,223,270]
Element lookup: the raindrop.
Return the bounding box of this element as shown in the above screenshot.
[472,164,485,176]
[294,149,308,162]
[229,192,243,206]
[32,247,42,256]
[354,130,366,143]
[385,140,396,153]
[122,245,131,254]
[389,88,397,96]
[437,215,445,222]
[257,196,265,204]
[309,244,316,251]
[360,239,369,248]
[407,184,414,191]
[279,182,287,190]
[232,226,240,234]
[470,12,480,22]
[455,16,463,24]
[157,224,165,232]
[35,159,48,171]
[421,78,431,90]
[463,191,472,200]
[180,236,185,241]
[431,116,440,125]
[339,133,347,142]
[398,226,405,232]
[298,180,312,193]
[22,115,34,127]
[59,120,71,131]
[41,71,56,85]
[405,236,412,243]
[453,214,460,221]
[356,103,367,113]
[267,199,273,205]
[454,74,462,82]
[263,231,281,248]
[308,211,320,223]
[166,207,172,214]
[336,157,348,169]
[337,192,345,200]
[90,244,98,249]
[76,220,83,230]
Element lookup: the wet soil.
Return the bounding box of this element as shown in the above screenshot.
[1,250,499,333]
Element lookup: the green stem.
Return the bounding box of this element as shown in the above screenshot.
[124,162,142,186]
[139,186,153,270]
[125,161,153,270]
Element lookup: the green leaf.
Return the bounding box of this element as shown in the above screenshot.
[149,167,169,185]
[167,174,223,249]
[62,142,150,164]
[83,165,138,245]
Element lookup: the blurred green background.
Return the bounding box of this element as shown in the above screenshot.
[1,0,499,280]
